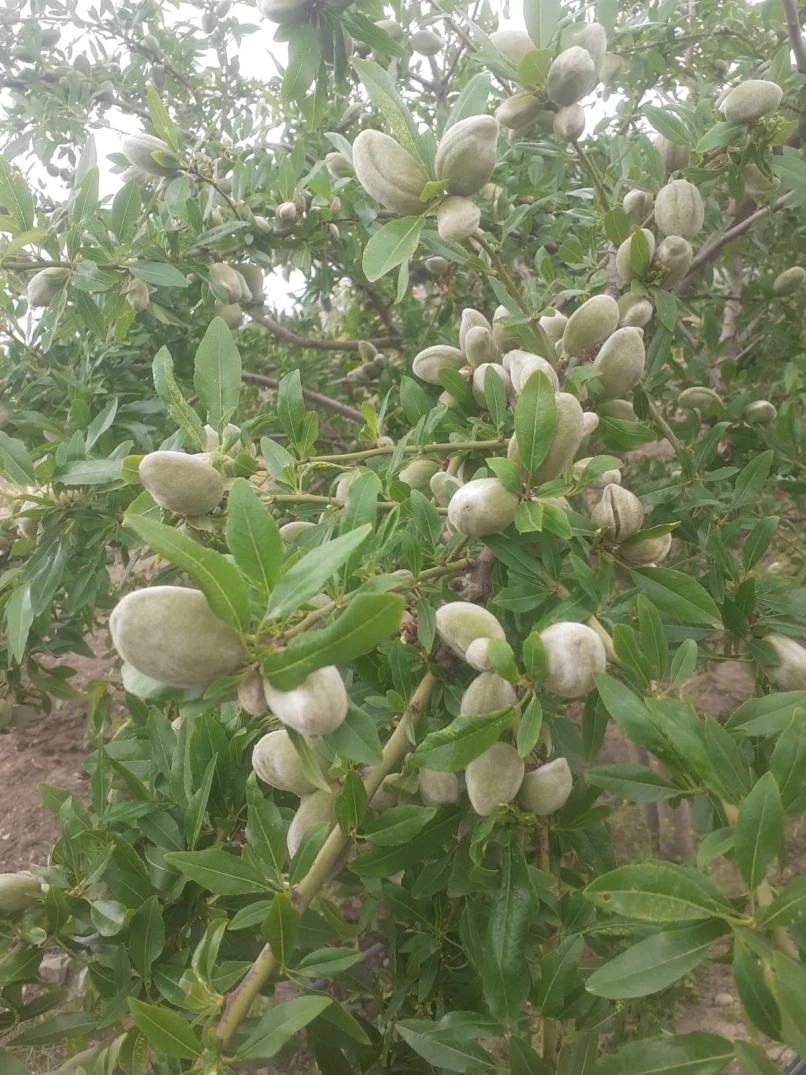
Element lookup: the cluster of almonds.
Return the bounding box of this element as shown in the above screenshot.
[207,262,266,328]
[351,114,500,243]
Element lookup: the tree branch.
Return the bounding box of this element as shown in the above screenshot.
[686,192,792,276]
[247,311,398,353]
[241,372,364,422]
[783,0,806,73]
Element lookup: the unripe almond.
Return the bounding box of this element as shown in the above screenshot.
[518,758,573,815]
[600,52,624,86]
[743,163,779,200]
[263,665,348,736]
[508,392,585,484]
[279,520,316,541]
[615,229,655,282]
[253,729,319,795]
[654,179,704,239]
[591,483,644,540]
[435,601,505,659]
[399,459,440,491]
[126,278,150,312]
[236,264,265,303]
[121,133,180,177]
[447,477,518,536]
[410,29,443,55]
[110,586,244,688]
[430,470,463,506]
[745,399,777,424]
[425,256,449,275]
[371,773,399,812]
[437,196,480,242]
[489,28,535,65]
[540,621,606,697]
[562,294,619,356]
[434,116,499,197]
[619,531,672,566]
[238,669,266,715]
[582,411,600,437]
[573,457,621,488]
[465,636,494,672]
[506,351,560,395]
[466,741,524,816]
[352,129,429,216]
[657,235,693,289]
[600,398,637,421]
[325,151,353,179]
[546,46,596,107]
[679,386,723,414]
[460,672,518,715]
[721,79,782,124]
[0,872,41,913]
[554,104,586,142]
[654,134,690,176]
[374,18,404,40]
[287,789,336,858]
[623,189,653,219]
[593,327,646,399]
[571,21,606,75]
[539,310,569,343]
[418,768,460,806]
[495,93,543,132]
[618,294,653,328]
[772,266,805,297]
[276,201,298,225]
[335,469,362,500]
[764,634,806,691]
[472,362,512,406]
[209,262,246,303]
[258,0,314,24]
[139,451,223,515]
[459,308,492,350]
[412,344,466,384]
[26,267,70,308]
[493,305,521,352]
[464,325,499,368]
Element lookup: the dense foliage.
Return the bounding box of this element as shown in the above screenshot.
[2,0,806,1072]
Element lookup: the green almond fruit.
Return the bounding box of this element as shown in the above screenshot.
[352,129,429,216]
[772,266,805,297]
[571,21,606,75]
[618,532,672,566]
[539,621,607,697]
[257,0,314,24]
[506,351,559,395]
[679,386,723,414]
[721,79,782,124]
[410,28,443,55]
[656,235,693,289]
[562,294,619,356]
[412,344,466,384]
[110,586,244,688]
[459,307,492,350]
[600,52,624,86]
[745,399,778,424]
[623,188,653,219]
[489,28,535,65]
[615,228,655,283]
[418,769,460,806]
[288,789,336,858]
[465,742,524,816]
[471,362,512,407]
[495,93,543,132]
[554,103,586,142]
[26,267,70,308]
[654,179,704,239]
[0,872,41,913]
[238,669,266,715]
[546,46,596,107]
[654,134,690,176]
[764,634,806,691]
[399,458,440,492]
[437,195,480,242]
[617,294,653,328]
[435,601,505,660]
[590,483,644,541]
[264,665,348,736]
[253,729,319,795]
[139,451,224,515]
[434,116,499,198]
[460,672,517,715]
[518,757,573,815]
[121,132,180,177]
[592,326,646,399]
[447,477,518,536]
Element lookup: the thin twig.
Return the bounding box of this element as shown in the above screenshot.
[247,311,398,353]
[241,372,364,422]
[686,193,792,276]
[783,0,806,74]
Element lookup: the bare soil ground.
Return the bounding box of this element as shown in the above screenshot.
[2,645,803,1073]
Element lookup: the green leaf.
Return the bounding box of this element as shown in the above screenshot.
[163,849,270,894]
[696,120,748,153]
[146,85,180,153]
[584,861,734,922]
[11,1012,96,1045]
[409,706,515,772]
[629,567,720,625]
[637,596,667,680]
[129,261,188,288]
[125,515,250,633]
[267,525,372,621]
[598,1032,735,1075]
[194,316,242,430]
[734,772,783,890]
[335,769,367,834]
[0,431,36,485]
[340,11,407,58]
[654,289,678,332]
[295,947,364,977]
[365,805,436,845]
[669,638,698,689]
[396,1021,496,1072]
[523,0,561,48]
[586,764,680,802]
[6,586,34,665]
[127,999,201,1059]
[363,216,425,283]
[226,478,282,597]
[586,919,729,999]
[0,156,35,231]
[277,369,305,444]
[129,896,165,981]
[629,225,652,277]
[604,205,630,244]
[262,891,299,965]
[326,702,383,765]
[770,951,806,1057]
[742,516,779,572]
[702,718,751,804]
[516,49,553,89]
[756,874,806,930]
[516,697,543,757]
[352,59,424,163]
[282,22,322,101]
[351,807,460,877]
[443,72,491,131]
[734,1042,782,1075]
[515,370,557,477]
[732,936,781,1040]
[644,106,692,145]
[261,593,404,690]
[535,933,584,1017]
[110,178,141,241]
[483,845,538,1026]
[484,363,508,426]
[151,346,206,452]
[0,1048,29,1075]
[245,773,286,878]
[237,995,332,1060]
[731,451,773,510]
[725,692,806,738]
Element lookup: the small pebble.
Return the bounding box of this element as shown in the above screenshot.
[714,992,734,1007]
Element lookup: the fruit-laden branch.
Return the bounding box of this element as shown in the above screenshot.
[783,0,806,74]
[304,439,505,463]
[686,192,793,275]
[241,372,365,422]
[247,311,399,353]
[214,672,439,1052]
